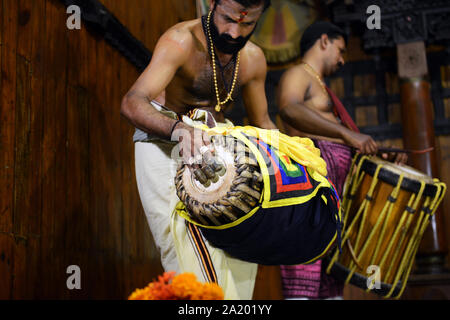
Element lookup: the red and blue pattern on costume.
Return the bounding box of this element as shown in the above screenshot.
[246,135,340,205]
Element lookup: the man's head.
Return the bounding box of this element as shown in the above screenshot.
[300,21,347,76]
[208,0,270,54]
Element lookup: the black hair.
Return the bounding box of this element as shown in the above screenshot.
[300,21,347,56]
[215,0,271,11]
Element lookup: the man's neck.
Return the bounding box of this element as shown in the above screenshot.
[215,51,234,67]
[302,53,325,78]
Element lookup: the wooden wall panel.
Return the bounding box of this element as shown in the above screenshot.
[0,0,18,300]
[101,0,197,51]
[0,0,196,299]
[41,0,70,300]
[65,85,91,299]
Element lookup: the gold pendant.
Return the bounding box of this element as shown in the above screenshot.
[215,104,221,112]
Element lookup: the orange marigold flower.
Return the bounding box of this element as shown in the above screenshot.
[171,273,203,300]
[128,271,224,300]
[128,272,177,300]
[199,282,224,300]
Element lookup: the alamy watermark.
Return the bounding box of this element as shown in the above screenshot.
[366,265,381,290]
[66,5,81,30]
[66,265,81,290]
[366,5,381,30]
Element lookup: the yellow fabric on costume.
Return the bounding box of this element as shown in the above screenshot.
[194,125,328,177]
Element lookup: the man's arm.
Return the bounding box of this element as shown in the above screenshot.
[278,67,378,154]
[120,27,191,139]
[241,46,277,130]
[121,26,217,179]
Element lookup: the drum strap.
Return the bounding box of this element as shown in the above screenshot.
[186,221,218,284]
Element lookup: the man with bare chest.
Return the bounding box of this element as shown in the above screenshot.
[121,0,275,299]
[122,0,275,154]
[277,21,406,300]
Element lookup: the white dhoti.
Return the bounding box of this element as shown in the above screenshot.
[134,103,257,300]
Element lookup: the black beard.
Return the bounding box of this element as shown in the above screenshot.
[204,11,256,55]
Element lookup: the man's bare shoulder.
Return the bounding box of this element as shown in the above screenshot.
[281,64,309,81]
[166,18,202,34]
[243,41,265,60]
[158,19,202,52]
[280,64,312,90]
[240,42,267,79]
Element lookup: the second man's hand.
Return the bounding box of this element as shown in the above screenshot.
[341,128,408,165]
[342,129,378,155]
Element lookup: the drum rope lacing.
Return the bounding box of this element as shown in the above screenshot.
[393,181,446,298]
[377,181,425,297]
[326,155,447,299]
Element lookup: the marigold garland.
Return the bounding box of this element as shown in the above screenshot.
[128,271,224,300]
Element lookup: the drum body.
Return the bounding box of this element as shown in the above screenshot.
[175,131,342,266]
[325,154,446,299]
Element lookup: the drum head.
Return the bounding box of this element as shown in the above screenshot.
[175,138,263,227]
[180,145,236,204]
[357,155,438,197]
[369,157,434,183]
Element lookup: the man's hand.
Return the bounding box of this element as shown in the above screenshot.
[342,130,378,155]
[173,124,224,186]
[380,145,408,165]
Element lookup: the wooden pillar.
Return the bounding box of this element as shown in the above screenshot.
[397,41,448,273]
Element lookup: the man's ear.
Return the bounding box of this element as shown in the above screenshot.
[319,34,329,50]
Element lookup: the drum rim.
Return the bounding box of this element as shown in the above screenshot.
[355,154,438,197]
[323,256,402,298]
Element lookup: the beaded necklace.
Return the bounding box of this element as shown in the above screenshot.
[205,10,240,112]
[301,61,328,96]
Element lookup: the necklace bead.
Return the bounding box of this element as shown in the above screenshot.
[301,61,328,96]
[206,11,240,113]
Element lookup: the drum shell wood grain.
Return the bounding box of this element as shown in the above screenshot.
[342,175,428,285]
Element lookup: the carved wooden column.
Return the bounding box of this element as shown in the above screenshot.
[397,42,448,274]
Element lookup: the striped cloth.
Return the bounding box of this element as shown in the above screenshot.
[314,140,353,200]
[280,139,352,299]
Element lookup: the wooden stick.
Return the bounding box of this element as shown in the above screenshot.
[377,146,434,154]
